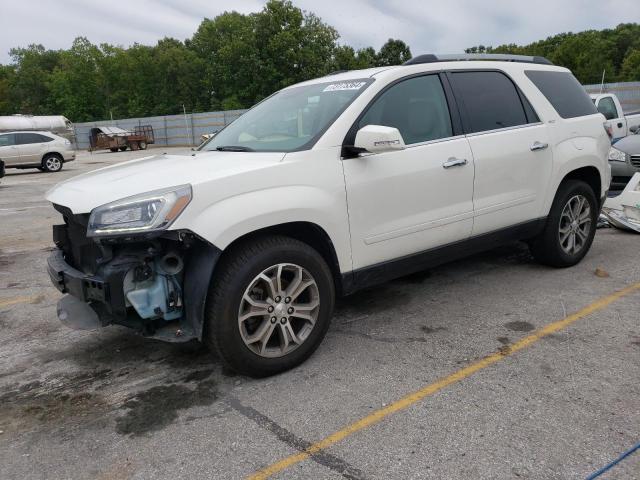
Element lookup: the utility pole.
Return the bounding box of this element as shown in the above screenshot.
[183,104,192,146]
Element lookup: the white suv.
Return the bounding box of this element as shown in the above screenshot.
[0,131,76,172]
[46,54,610,376]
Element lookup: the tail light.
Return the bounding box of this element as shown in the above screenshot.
[604,122,613,140]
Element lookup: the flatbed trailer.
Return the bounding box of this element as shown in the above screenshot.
[89,125,155,152]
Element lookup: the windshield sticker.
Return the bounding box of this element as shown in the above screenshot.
[323,81,367,92]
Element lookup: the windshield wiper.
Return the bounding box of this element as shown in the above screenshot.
[215,145,254,152]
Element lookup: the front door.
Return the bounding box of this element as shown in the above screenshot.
[343,74,475,270]
[596,96,625,141]
[0,133,21,166]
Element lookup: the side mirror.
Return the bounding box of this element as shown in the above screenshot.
[354,125,405,154]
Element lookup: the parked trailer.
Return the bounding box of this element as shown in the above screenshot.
[0,115,75,143]
[89,125,155,152]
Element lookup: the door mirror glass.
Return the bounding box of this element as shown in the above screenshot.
[354,125,406,154]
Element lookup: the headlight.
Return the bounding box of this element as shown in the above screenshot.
[608,147,627,162]
[87,185,192,237]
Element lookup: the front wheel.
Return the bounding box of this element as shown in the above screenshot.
[204,236,335,377]
[530,179,598,267]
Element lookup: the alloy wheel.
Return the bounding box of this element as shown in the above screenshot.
[45,157,62,171]
[238,263,320,358]
[558,194,591,255]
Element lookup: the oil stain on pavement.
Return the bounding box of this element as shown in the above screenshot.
[115,379,218,436]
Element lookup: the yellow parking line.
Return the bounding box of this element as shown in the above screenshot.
[248,281,640,479]
[0,295,42,308]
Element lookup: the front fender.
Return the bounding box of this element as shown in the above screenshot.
[181,185,352,273]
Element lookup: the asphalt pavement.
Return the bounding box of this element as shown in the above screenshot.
[1,147,639,479]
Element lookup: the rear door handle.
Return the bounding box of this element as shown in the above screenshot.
[442,157,468,169]
[530,141,548,151]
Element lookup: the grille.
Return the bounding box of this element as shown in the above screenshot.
[631,155,640,169]
[53,204,102,275]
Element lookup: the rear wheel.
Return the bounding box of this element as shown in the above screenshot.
[109,147,118,152]
[41,154,63,172]
[119,146,127,151]
[529,180,597,267]
[138,141,147,150]
[204,236,335,377]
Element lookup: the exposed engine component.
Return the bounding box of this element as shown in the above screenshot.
[123,254,185,321]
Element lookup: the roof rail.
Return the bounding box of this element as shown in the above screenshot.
[403,53,553,66]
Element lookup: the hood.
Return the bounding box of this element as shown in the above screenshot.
[46,151,286,213]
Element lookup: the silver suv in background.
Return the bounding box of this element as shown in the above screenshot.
[0,131,76,172]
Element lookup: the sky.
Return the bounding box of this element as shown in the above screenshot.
[1,0,638,64]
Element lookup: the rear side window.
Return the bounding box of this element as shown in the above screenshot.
[596,97,618,120]
[525,70,598,119]
[17,133,52,144]
[0,133,15,147]
[449,71,529,134]
[358,75,453,145]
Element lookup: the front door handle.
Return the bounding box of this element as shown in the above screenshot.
[530,141,548,151]
[617,122,623,128]
[442,157,467,169]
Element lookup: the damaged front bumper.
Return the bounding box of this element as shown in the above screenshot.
[48,205,220,342]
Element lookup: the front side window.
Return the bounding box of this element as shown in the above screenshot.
[201,79,372,152]
[0,133,15,147]
[596,97,618,120]
[358,75,453,145]
[449,71,528,134]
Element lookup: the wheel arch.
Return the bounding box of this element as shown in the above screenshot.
[214,221,345,296]
[42,151,63,162]
[559,166,603,208]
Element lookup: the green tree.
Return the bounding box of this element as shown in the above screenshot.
[621,49,640,81]
[0,65,16,114]
[47,37,105,121]
[8,44,60,114]
[376,39,411,66]
[252,0,338,99]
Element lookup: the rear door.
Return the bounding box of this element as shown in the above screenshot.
[0,133,21,166]
[448,70,553,236]
[16,133,51,164]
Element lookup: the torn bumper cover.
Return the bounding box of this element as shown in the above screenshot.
[47,206,220,342]
[602,172,640,233]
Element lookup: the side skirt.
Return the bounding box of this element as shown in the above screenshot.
[341,217,547,295]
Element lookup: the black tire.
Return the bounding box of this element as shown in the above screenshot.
[119,146,127,151]
[529,180,598,267]
[204,235,335,377]
[41,153,63,172]
[109,147,119,152]
[138,141,147,150]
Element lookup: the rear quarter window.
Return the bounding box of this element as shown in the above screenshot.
[525,70,598,119]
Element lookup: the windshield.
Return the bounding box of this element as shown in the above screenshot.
[200,79,372,152]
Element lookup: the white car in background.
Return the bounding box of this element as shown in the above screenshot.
[0,131,76,172]
[46,54,609,377]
